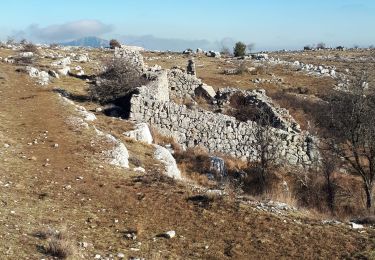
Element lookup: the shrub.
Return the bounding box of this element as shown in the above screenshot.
[35,228,76,259]
[233,42,247,57]
[109,39,121,49]
[23,43,38,53]
[50,43,59,49]
[220,46,231,56]
[14,56,34,65]
[89,57,146,104]
[44,237,75,259]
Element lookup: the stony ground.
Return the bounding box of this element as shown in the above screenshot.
[0,48,375,259]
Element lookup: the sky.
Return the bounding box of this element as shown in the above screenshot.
[0,0,374,51]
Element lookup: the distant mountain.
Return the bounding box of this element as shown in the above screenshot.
[116,35,220,52]
[60,36,109,48]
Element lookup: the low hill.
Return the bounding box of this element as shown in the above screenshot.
[60,36,109,48]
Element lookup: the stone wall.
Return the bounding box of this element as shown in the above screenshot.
[129,91,315,166]
[167,69,202,98]
[115,50,317,166]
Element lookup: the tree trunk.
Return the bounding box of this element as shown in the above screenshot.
[364,184,372,209]
[326,181,335,213]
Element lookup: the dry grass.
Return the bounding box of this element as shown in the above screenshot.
[149,125,182,152]
[1,47,375,259]
[36,228,77,259]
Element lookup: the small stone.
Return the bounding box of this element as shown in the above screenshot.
[64,185,72,190]
[165,230,176,238]
[351,222,364,229]
[133,167,146,173]
[3,143,10,148]
[53,143,59,148]
[29,156,37,161]
[78,242,88,248]
[94,254,101,259]
[117,253,125,258]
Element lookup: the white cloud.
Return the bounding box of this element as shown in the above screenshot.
[12,20,113,42]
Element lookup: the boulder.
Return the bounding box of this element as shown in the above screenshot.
[154,145,181,179]
[196,48,204,54]
[206,51,221,58]
[105,134,129,168]
[38,71,50,85]
[58,66,70,76]
[26,66,40,77]
[124,123,153,144]
[195,84,216,99]
[19,52,34,58]
[48,70,59,79]
[75,54,89,63]
[209,156,227,180]
[52,57,71,66]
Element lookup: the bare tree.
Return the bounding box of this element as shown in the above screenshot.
[319,147,338,213]
[246,43,255,54]
[248,108,281,187]
[316,42,326,50]
[326,73,375,209]
[89,57,146,104]
[220,45,231,56]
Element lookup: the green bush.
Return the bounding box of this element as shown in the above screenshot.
[109,39,121,49]
[233,42,247,57]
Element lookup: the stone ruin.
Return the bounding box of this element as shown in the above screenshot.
[119,48,318,166]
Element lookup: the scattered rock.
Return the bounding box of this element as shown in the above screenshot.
[104,134,129,168]
[153,145,181,179]
[157,230,176,239]
[124,123,153,144]
[351,222,364,229]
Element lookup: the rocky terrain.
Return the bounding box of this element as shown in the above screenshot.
[0,42,375,259]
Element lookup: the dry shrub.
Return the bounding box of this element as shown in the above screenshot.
[14,56,35,65]
[170,96,195,109]
[23,43,38,53]
[270,91,329,131]
[251,65,266,75]
[175,146,214,185]
[149,126,181,153]
[221,155,247,173]
[228,93,264,122]
[236,62,248,75]
[44,237,75,259]
[89,57,146,104]
[36,227,77,259]
[194,95,214,111]
[186,171,211,186]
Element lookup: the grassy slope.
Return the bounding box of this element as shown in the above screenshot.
[0,49,374,259]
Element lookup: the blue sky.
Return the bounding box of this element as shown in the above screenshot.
[1,0,374,50]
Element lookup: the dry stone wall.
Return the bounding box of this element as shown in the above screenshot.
[115,48,317,166]
[130,91,315,166]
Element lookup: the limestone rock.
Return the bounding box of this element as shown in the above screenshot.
[52,57,71,67]
[154,145,181,179]
[195,84,216,99]
[57,66,70,76]
[124,123,153,144]
[209,156,227,180]
[105,134,129,168]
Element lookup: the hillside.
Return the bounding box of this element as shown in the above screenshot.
[60,37,109,48]
[0,44,375,259]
